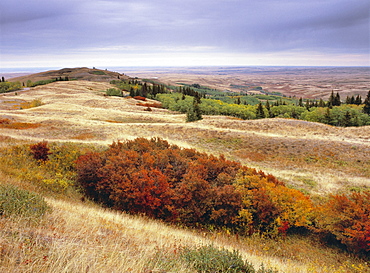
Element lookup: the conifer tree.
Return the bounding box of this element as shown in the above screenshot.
[328,91,335,108]
[265,100,271,117]
[324,108,332,125]
[334,92,341,106]
[298,97,303,107]
[343,111,352,127]
[363,91,370,115]
[345,96,352,104]
[355,95,362,105]
[186,98,202,122]
[256,102,265,119]
[305,100,311,110]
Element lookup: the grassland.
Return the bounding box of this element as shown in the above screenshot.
[0,75,369,272]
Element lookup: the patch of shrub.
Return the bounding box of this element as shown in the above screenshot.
[315,191,370,254]
[0,184,50,221]
[180,245,278,273]
[106,88,122,97]
[90,70,106,75]
[19,98,43,109]
[30,141,51,162]
[76,138,313,236]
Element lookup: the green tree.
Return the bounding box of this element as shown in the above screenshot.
[363,91,370,115]
[328,91,335,108]
[324,108,332,125]
[186,98,203,122]
[318,98,326,107]
[255,102,265,119]
[334,92,341,106]
[265,100,271,117]
[298,97,303,107]
[355,95,362,105]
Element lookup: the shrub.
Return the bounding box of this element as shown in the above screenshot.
[180,245,278,273]
[316,191,370,254]
[76,137,311,236]
[30,141,51,162]
[0,184,50,221]
[76,138,244,224]
[106,88,122,97]
[180,245,255,273]
[234,169,314,236]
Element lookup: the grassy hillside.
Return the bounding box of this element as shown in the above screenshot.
[6,67,128,85]
[0,77,369,272]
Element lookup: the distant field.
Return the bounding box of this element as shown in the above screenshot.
[120,66,370,100]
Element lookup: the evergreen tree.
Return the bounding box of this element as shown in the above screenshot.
[256,102,265,119]
[334,92,341,106]
[265,100,271,117]
[129,87,135,97]
[298,97,303,107]
[318,98,326,107]
[186,98,202,122]
[355,95,362,105]
[305,100,311,110]
[324,108,332,125]
[345,96,352,104]
[343,111,352,127]
[328,91,335,108]
[363,91,370,115]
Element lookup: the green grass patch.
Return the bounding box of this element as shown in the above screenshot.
[0,184,50,221]
[89,70,106,75]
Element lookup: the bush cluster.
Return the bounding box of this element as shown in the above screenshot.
[76,138,314,236]
[76,138,370,254]
[180,245,260,273]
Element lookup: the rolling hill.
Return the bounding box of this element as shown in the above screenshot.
[0,69,369,272]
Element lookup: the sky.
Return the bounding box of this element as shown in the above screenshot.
[0,0,369,68]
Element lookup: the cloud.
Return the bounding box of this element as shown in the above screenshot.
[0,0,369,66]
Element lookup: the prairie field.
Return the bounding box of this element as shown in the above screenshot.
[0,74,369,272]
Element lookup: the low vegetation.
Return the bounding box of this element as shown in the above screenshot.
[156,93,370,126]
[0,72,369,272]
[0,136,368,272]
[74,137,369,257]
[0,184,50,221]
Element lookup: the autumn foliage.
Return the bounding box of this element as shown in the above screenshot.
[30,141,51,162]
[315,192,370,253]
[75,138,317,236]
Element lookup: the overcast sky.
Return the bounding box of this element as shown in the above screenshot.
[0,0,369,68]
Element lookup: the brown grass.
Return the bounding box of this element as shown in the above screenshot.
[0,189,367,273]
[0,79,369,272]
[0,119,41,130]
[71,132,96,140]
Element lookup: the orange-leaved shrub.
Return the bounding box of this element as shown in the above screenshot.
[315,191,370,254]
[234,168,314,236]
[76,138,314,235]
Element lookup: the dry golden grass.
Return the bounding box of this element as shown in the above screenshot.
[0,80,368,194]
[0,191,368,273]
[0,79,369,272]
